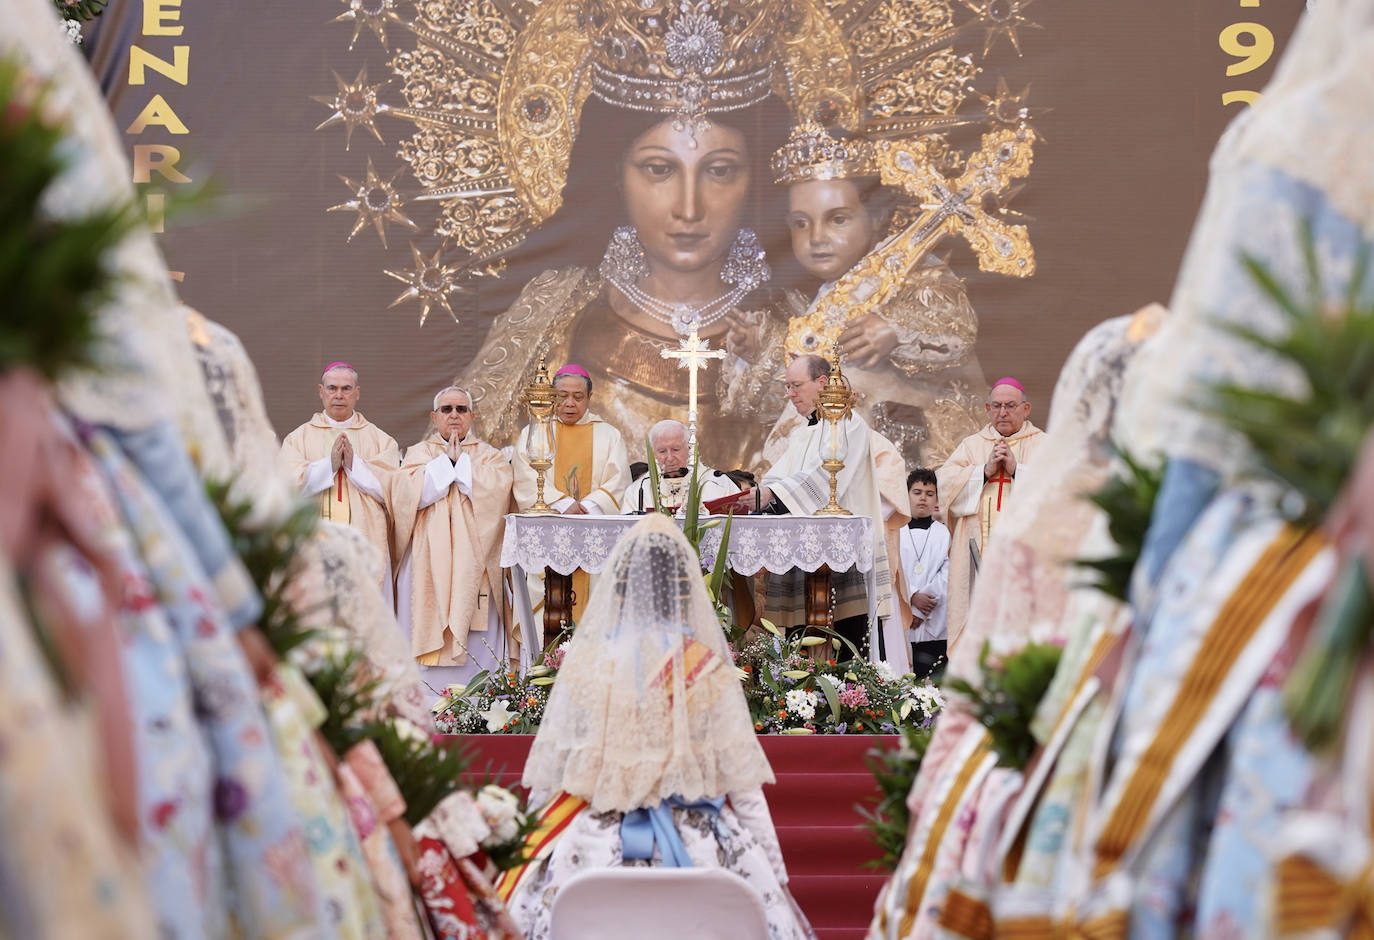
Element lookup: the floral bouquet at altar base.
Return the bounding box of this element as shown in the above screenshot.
[734,623,945,735]
[431,641,569,735]
[430,626,941,735]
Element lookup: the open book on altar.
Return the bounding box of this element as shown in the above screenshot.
[703,491,755,515]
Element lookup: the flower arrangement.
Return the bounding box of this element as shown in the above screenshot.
[473,784,536,871]
[735,624,944,735]
[432,642,565,735]
[432,624,941,736]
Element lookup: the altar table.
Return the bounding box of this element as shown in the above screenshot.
[501,513,875,664]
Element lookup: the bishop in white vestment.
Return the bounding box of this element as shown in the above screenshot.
[745,356,903,666]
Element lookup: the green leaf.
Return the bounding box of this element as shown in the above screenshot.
[815,674,842,723]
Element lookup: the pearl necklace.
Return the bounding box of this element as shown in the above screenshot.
[607,274,748,336]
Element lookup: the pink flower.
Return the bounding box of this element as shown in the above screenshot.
[838,683,869,708]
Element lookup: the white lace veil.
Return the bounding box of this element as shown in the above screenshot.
[522,513,774,812]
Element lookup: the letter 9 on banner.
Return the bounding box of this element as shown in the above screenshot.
[1219,6,1275,109]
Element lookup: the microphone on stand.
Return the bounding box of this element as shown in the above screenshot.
[638,486,645,515]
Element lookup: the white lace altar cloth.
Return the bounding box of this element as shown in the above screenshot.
[500,513,874,577]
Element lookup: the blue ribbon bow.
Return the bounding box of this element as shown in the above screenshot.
[620,795,727,867]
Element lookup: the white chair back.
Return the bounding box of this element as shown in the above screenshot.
[549,867,770,940]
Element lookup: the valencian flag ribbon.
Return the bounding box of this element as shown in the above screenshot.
[494,792,587,902]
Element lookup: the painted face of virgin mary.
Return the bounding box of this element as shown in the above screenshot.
[620,119,751,278]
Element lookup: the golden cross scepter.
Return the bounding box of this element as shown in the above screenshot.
[786,126,1037,356]
[660,322,727,462]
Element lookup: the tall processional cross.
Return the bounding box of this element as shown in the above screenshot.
[661,323,727,460]
[786,126,1038,356]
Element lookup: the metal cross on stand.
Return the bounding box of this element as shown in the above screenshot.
[660,322,727,461]
[786,126,1038,356]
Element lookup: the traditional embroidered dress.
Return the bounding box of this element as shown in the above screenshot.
[281,411,400,590]
[393,431,514,688]
[0,554,155,939]
[510,515,811,938]
[513,409,630,626]
[761,410,902,664]
[89,428,322,937]
[1073,492,1331,937]
[502,795,810,940]
[622,466,739,515]
[259,664,385,939]
[937,420,1044,650]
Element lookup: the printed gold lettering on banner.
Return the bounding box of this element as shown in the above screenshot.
[143,0,184,36]
[126,94,190,134]
[133,145,192,184]
[129,45,189,85]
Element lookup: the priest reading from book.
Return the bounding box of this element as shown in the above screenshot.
[736,354,905,667]
[513,363,631,625]
[936,376,1045,649]
[622,419,739,514]
[391,386,514,689]
[280,361,400,592]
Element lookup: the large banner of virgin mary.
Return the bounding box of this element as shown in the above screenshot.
[84,0,1303,467]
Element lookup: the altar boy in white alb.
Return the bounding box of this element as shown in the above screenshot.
[744,354,905,668]
[900,468,949,677]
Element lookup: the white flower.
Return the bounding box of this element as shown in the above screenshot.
[909,683,945,714]
[390,718,431,747]
[60,18,82,44]
[481,700,516,733]
[476,785,523,845]
[784,688,818,721]
[874,661,898,683]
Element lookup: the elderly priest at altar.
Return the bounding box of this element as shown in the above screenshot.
[740,354,906,668]
[392,386,514,688]
[623,419,738,514]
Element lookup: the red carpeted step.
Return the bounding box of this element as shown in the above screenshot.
[788,873,886,928]
[762,735,892,774]
[775,825,881,874]
[458,734,897,939]
[814,928,869,940]
[764,772,881,824]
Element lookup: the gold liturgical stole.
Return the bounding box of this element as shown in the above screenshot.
[554,421,595,624]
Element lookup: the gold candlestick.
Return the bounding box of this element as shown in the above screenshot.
[519,357,559,515]
[815,343,854,516]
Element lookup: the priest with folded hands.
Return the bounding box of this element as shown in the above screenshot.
[391,386,514,689]
[281,361,399,593]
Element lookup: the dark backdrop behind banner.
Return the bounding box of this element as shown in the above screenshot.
[87,1,1305,454]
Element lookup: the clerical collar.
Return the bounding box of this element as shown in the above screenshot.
[661,468,689,478]
[325,413,356,429]
[907,516,933,530]
[806,411,819,426]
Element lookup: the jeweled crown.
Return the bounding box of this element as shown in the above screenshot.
[586,0,780,129]
[770,121,876,185]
